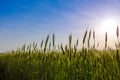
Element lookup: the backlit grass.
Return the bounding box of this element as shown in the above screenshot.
[0,27,120,80]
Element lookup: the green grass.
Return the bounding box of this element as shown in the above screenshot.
[1,49,120,80]
[1,27,120,80]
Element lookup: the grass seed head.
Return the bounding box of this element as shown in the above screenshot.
[44,35,49,53]
[89,30,91,40]
[105,32,107,49]
[83,30,88,45]
[69,35,72,49]
[53,34,55,47]
[117,26,119,38]
[93,30,95,40]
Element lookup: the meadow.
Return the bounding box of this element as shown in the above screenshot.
[1,27,120,80]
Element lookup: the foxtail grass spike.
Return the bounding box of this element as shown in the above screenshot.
[83,30,88,46]
[117,26,119,38]
[69,35,72,49]
[87,30,91,49]
[93,30,95,40]
[105,32,107,49]
[116,26,120,48]
[89,30,91,40]
[93,30,95,48]
[53,34,55,47]
[44,35,49,53]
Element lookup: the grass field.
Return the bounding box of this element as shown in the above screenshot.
[1,27,120,80]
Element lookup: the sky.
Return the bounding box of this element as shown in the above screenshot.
[1,0,120,52]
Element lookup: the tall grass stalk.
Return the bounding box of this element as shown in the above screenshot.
[44,35,49,53]
[49,42,51,51]
[88,30,91,49]
[41,40,44,48]
[116,26,120,48]
[93,30,95,48]
[105,32,107,49]
[83,30,87,48]
[69,35,72,50]
[52,34,55,48]
[61,44,65,54]
[1,27,120,80]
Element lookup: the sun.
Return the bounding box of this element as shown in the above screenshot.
[100,18,118,35]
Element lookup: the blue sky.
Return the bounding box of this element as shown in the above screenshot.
[0,0,120,52]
